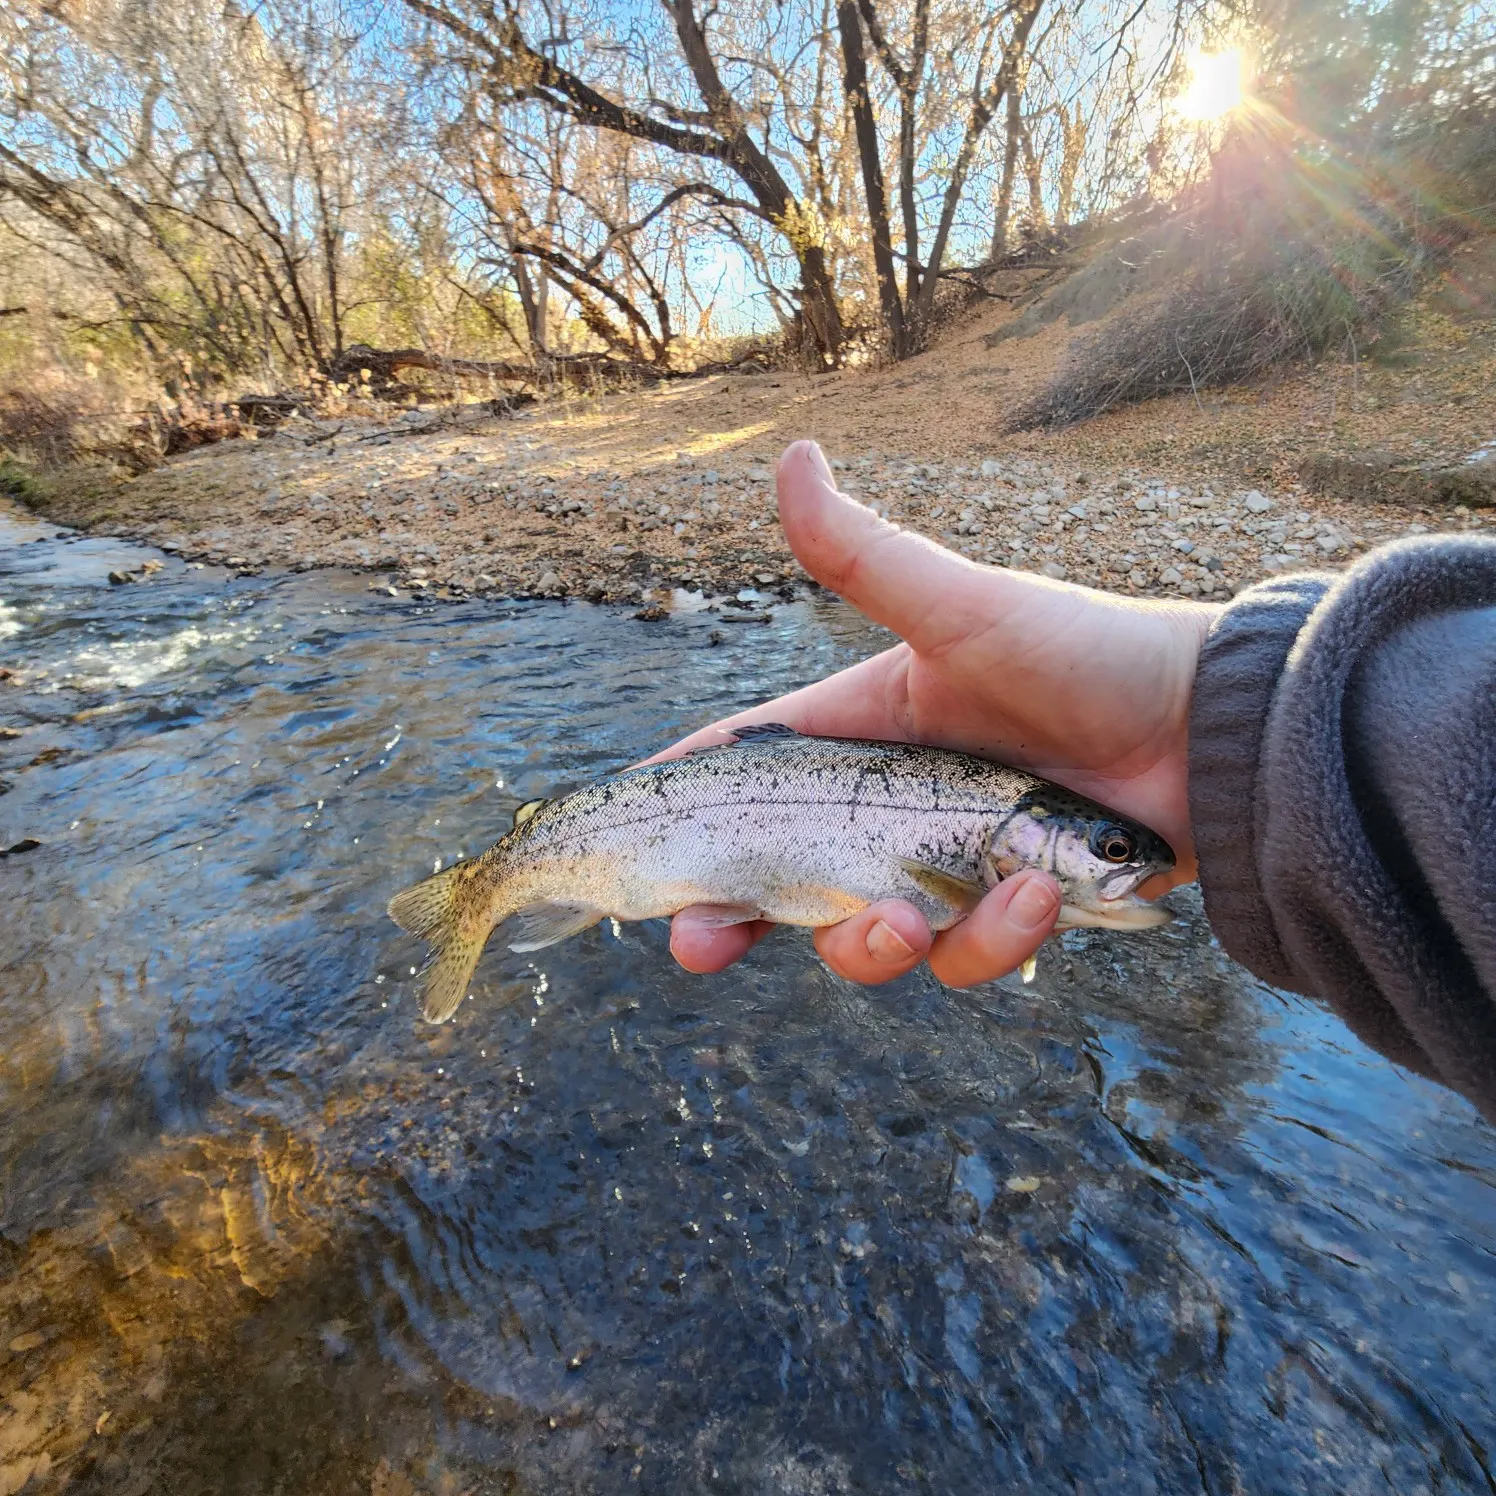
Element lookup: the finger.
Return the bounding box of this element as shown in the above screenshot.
[776,439,1080,656]
[927,869,1060,988]
[812,900,932,985]
[669,911,774,973]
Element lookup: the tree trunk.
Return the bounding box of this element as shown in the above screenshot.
[1056,103,1085,227]
[665,0,844,363]
[837,0,906,357]
[898,0,928,306]
[796,246,845,365]
[513,256,549,356]
[1020,115,1048,231]
[852,0,927,311]
[914,0,1044,328]
[991,84,1022,258]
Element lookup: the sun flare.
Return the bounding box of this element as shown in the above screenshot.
[1177,47,1247,122]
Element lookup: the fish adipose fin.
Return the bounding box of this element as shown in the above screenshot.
[894,857,985,913]
[388,865,491,1024]
[503,901,605,953]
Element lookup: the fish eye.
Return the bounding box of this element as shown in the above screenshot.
[1092,825,1137,864]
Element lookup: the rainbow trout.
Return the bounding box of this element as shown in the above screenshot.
[388,724,1175,1022]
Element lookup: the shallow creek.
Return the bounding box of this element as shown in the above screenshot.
[2,504,1494,1494]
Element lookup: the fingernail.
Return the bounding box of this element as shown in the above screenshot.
[867,918,916,964]
[803,440,835,485]
[1008,876,1059,931]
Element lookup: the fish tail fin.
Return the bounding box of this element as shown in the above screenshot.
[388,863,466,943]
[388,862,501,1024]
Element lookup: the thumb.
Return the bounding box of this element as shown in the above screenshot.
[776,440,1047,655]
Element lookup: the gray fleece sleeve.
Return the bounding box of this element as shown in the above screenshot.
[1188,536,1496,1121]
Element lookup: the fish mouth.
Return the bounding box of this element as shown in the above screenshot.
[1096,863,1166,901]
[1057,896,1172,931]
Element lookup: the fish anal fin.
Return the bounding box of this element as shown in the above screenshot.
[729,722,799,742]
[512,798,549,830]
[503,901,604,953]
[894,857,984,913]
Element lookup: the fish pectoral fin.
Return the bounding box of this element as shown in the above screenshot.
[676,902,764,928]
[502,901,605,953]
[894,857,985,914]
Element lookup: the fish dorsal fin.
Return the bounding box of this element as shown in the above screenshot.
[512,798,549,830]
[730,722,799,742]
[895,856,985,913]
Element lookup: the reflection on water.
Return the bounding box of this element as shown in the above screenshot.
[2,502,1495,1494]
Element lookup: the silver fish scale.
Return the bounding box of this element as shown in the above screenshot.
[484,736,1052,931]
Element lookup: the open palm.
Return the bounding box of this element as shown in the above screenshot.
[659,440,1213,986]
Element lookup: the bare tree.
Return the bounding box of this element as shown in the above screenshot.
[0,0,432,385]
[403,0,850,363]
[838,0,1045,352]
[0,0,1291,390]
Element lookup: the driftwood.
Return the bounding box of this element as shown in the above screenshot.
[328,344,532,387]
[326,342,773,392]
[232,393,313,425]
[161,408,242,454]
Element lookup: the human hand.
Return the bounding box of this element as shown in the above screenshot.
[660,440,1214,987]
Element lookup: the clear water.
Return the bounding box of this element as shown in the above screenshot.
[3,503,1495,1495]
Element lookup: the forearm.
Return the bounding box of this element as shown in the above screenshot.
[1188,537,1496,1119]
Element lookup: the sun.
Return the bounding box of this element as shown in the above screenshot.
[1177,47,1247,122]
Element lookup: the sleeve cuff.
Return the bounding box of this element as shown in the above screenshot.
[1187,571,1333,987]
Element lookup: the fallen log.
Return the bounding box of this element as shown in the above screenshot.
[326,343,773,391]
